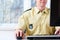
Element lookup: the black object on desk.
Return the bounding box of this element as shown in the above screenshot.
[17,37,22,40]
[27,35,60,40]
[16,35,60,40]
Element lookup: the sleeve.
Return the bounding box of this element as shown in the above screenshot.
[46,12,55,34]
[17,14,27,31]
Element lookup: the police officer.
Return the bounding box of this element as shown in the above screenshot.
[15,0,60,39]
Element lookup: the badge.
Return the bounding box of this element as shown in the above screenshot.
[29,24,33,29]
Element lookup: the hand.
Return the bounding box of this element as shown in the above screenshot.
[15,29,25,39]
[54,29,60,35]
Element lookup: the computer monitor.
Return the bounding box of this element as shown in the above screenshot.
[50,0,60,26]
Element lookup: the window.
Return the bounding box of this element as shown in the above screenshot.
[0,0,31,30]
[0,0,23,23]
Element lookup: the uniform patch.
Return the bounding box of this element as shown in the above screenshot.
[29,24,33,29]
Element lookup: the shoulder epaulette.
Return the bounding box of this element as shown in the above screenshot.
[24,8,32,12]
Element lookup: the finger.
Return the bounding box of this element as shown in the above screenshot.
[15,30,17,37]
[22,33,25,39]
[15,29,18,37]
[16,31,20,37]
[18,31,20,37]
[58,32,60,34]
[54,29,59,34]
[15,30,19,37]
[58,29,60,34]
[20,30,23,37]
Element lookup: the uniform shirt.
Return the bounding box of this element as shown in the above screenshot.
[18,7,55,36]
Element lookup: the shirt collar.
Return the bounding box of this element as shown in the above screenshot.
[34,7,49,14]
